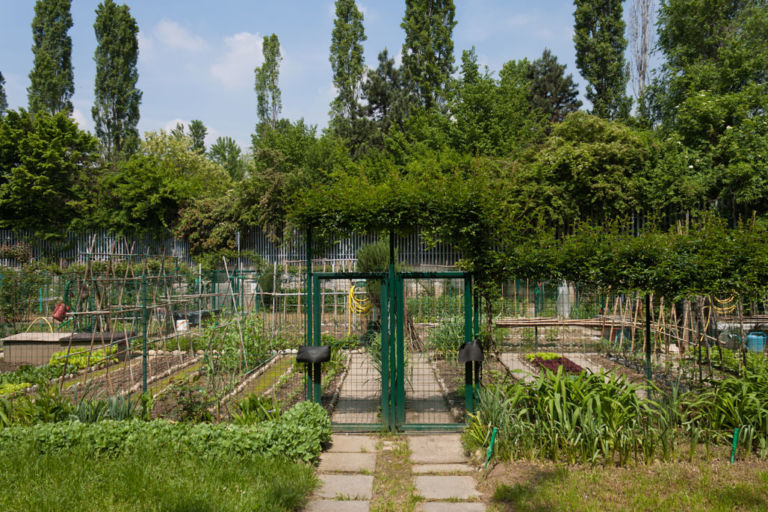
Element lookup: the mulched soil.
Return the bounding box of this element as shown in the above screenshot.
[532,356,583,374]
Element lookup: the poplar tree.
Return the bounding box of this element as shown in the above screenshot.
[573,0,631,119]
[400,0,457,109]
[0,71,7,117]
[92,0,141,161]
[28,0,74,114]
[189,120,207,153]
[254,34,282,127]
[329,0,367,136]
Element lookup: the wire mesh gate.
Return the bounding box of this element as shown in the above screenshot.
[307,270,477,432]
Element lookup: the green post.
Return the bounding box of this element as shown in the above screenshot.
[645,294,652,381]
[388,232,398,429]
[464,276,474,416]
[141,272,148,393]
[381,278,390,430]
[306,230,312,401]
[312,274,322,403]
[473,287,480,339]
[395,274,405,426]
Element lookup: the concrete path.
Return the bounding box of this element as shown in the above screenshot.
[332,351,456,425]
[332,353,381,424]
[405,353,454,424]
[307,434,378,512]
[409,434,484,511]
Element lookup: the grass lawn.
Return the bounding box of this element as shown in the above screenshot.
[0,445,317,512]
[482,457,768,512]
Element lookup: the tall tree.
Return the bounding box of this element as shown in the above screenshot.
[0,71,7,117]
[254,34,282,127]
[329,0,366,136]
[573,0,631,119]
[528,49,582,123]
[188,119,207,153]
[628,0,655,100]
[28,0,74,114]
[400,0,457,109]
[92,0,141,162]
[209,136,246,181]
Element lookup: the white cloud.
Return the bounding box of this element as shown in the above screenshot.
[70,108,91,131]
[138,31,154,60]
[210,32,263,88]
[154,20,207,52]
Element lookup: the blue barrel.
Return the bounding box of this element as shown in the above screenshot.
[746,332,767,353]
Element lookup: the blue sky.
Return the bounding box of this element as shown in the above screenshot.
[0,1,645,150]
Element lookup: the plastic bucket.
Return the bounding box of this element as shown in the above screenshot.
[746,332,766,353]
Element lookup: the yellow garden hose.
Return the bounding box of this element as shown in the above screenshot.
[713,294,736,315]
[25,317,54,333]
[347,284,373,336]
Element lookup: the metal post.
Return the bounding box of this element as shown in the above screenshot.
[473,287,480,339]
[381,278,391,430]
[306,230,312,401]
[645,294,652,381]
[395,274,405,426]
[388,232,398,429]
[312,274,322,403]
[464,276,474,416]
[141,272,148,393]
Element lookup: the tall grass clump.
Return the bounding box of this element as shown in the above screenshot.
[465,368,673,465]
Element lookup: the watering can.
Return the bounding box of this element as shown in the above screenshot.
[52,302,69,322]
[746,332,767,353]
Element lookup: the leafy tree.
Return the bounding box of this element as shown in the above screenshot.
[573,0,631,119]
[209,136,247,181]
[92,0,141,162]
[0,71,7,117]
[647,0,768,219]
[528,49,582,123]
[188,120,207,153]
[176,194,240,265]
[360,49,410,149]
[400,0,457,109]
[242,120,350,238]
[254,34,282,128]
[28,0,74,114]
[447,48,544,157]
[96,131,231,233]
[510,112,657,230]
[0,109,98,236]
[329,0,366,136]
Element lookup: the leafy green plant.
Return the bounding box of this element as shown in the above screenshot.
[233,394,282,425]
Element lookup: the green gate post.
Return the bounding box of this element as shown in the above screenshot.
[473,288,480,339]
[395,274,405,426]
[464,276,474,416]
[141,272,148,393]
[388,233,399,431]
[312,274,322,403]
[305,230,313,401]
[381,278,391,430]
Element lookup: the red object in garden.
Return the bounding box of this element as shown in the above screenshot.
[532,356,583,374]
[52,302,69,322]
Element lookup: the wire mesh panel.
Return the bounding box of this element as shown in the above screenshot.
[400,275,469,428]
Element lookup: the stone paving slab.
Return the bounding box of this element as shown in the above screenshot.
[319,452,377,473]
[414,475,482,500]
[327,435,378,453]
[412,463,475,474]
[306,500,371,511]
[409,434,466,464]
[316,474,374,500]
[418,502,486,511]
